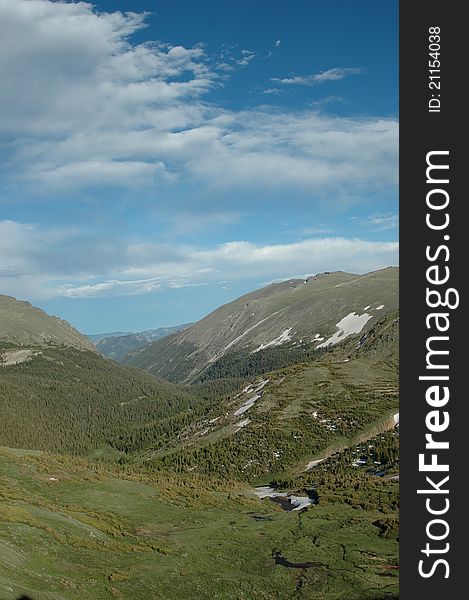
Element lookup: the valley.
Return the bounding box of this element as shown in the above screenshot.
[0,445,398,600]
[0,3,401,597]
[0,268,399,599]
[87,325,193,362]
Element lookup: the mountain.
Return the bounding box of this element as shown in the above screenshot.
[124,267,398,383]
[136,308,399,482]
[0,293,95,351]
[87,331,132,343]
[0,297,200,457]
[88,324,193,362]
[0,340,201,456]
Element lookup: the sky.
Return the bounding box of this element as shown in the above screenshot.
[0,0,398,334]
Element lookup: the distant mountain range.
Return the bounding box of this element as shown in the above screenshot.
[86,324,193,361]
[124,267,398,383]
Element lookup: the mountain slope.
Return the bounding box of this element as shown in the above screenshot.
[0,342,202,456]
[0,297,201,457]
[133,309,399,482]
[0,293,95,351]
[90,324,192,361]
[125,267,398,383]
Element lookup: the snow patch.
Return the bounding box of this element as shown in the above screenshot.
[364,305,371,310]
[254,487,314,511]
[305,458,324,471]
[210,314,277,363]
[289,495,314,511]
[254,378,269,391]
[393,412,399,425]
[254,486,285,499]
[234,383,254,399]
[234,378,269,401]
[234,418,251,432]
[233,393,261,416]
[316,312,373,348]
[253,327,293,353]
[375,304,384,310]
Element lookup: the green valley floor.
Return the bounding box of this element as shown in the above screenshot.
[0,448,398,600]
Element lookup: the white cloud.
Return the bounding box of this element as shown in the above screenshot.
[273,67,363,86]
[0,220,398,300]
[57,279,208,299]
[0,2,396,198]
[185,111,398,191]
[0,0,213,187]
[237,49,255,66]
[365,213,399,231]
[261,88,282,95]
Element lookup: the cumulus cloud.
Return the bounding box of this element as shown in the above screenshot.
[0,220,398,300]
[0,1,396,197]
[0,0,213,187]
[273,67,363,86]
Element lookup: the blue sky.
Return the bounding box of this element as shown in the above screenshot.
[0,0,398,334]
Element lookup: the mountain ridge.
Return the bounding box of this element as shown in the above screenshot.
[88,324,193,361]
[124,267,398,383]
[0,293,95,351]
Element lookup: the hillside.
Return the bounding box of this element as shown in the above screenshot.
[0,341,207,457]
[134,309,399,482]
[89,324,192,362]
[0,294,95,351]
[0,295,207,457]
[124,267,398,383]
